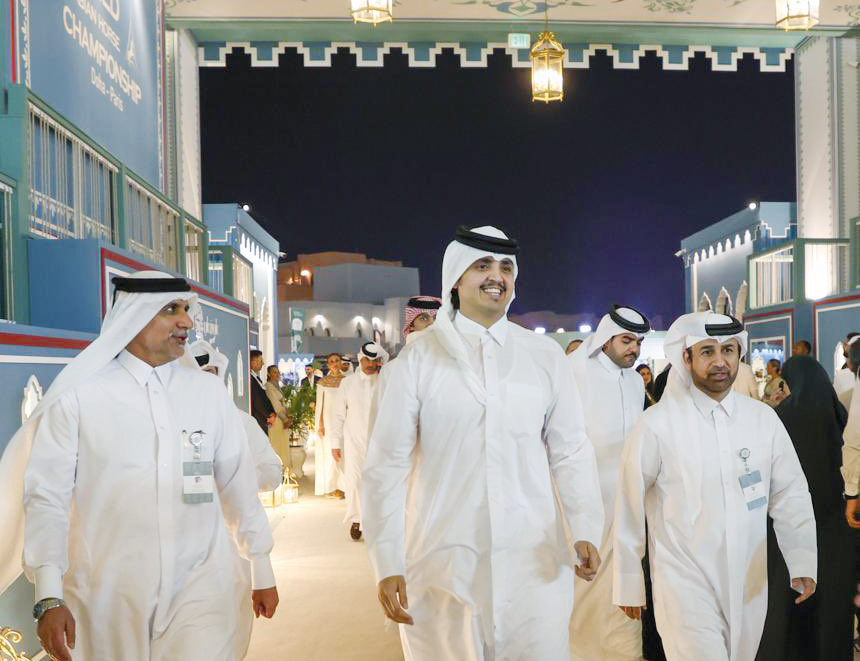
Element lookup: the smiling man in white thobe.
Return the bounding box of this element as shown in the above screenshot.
[612,311,817,661]
[568,304,650,661]
[16,272,278,661]
[330,341,388,541]
[362,225,605,661]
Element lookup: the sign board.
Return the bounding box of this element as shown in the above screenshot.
[508,33,531,50]
[289,308,305,353]
[19,0,164,188]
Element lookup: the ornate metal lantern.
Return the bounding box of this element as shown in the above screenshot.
[351,0,393,25]
[774,0,819,30]
[530,31,565,103]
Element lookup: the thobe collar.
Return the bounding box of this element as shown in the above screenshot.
[689,381,736,420]
[117,349,173,386]
[596,350,624,373]
[453,312,508,347]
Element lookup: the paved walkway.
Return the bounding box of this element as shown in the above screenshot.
[245,450,404,661]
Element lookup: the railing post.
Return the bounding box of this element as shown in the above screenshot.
[116,165,128,250]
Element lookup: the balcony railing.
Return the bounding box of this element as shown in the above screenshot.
[125,176,179,271]
[28,103,116,242]
[750,245,794,308]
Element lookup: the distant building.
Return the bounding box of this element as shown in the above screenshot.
[677,202,796,318]
[204,203,280,365]
[278,252,419,358]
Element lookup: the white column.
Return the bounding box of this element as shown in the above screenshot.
[795,36,860,239]
[174,29,203,220]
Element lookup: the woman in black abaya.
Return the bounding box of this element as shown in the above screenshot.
[755,355,854,661]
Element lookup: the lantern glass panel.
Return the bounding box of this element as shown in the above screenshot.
[774,0,819,30]
[530,33,565,103]
[351,0,393,24]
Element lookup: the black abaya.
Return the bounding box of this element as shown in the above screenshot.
[755,356,854,661]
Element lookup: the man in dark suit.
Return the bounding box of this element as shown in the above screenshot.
[299,364,319,389]
[250,349,275,432]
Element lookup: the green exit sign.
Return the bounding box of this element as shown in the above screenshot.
[507,33,531,50]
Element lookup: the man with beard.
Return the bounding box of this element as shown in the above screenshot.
[613,312,817,661]
[568,305,650,661]
[5,271,278,661]
[330,341,389,540]
[362,225,604,660]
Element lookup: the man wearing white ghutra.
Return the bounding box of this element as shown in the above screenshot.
[362,225,605,660]
[0,271,278,661]
[613,311,817,661]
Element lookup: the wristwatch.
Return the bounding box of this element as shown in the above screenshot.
[33,597,65,620]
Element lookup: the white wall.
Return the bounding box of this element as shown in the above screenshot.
[175,29,203,219]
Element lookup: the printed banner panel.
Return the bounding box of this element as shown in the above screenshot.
[20,0,163,187]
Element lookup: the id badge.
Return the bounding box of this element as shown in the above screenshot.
[739,470,767,511]
[182,430,214,504]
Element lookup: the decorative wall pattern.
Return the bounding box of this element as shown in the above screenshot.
[198,40,793,71]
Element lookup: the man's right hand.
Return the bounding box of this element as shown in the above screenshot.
[618,605,646,620]
[37,604,76,661]
[846,499,860,529]
[378,575,413,625]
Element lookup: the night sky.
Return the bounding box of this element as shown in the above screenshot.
[200,49,796,325]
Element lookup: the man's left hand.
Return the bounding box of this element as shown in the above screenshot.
[573,540,601,581]
[791,577,816,604]
[332,449,342,461]
[252,587,279,618]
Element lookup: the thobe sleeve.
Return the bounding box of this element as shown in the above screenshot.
[768,416,818,582]
[328,381,348,452]
[241,412,283,492]
[612,419,660,608]
[544,361,604,548]
[361,356,419,583]
[842,382,860,496]
[215,396,276,590]
[315,387,324,435]
[23,394,80,601]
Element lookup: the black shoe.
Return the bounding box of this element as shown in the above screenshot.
[350,523,362,540]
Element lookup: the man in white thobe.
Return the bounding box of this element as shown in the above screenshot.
[362,225,605,661]
[330,341,388,540]
[613,311,817,661]
[568,305,650,661]
[19,272,278,661]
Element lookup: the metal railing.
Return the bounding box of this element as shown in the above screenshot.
[184,219,203,282]
[125,176,179,271]
[750,244,794,308]
[28,104,116,242]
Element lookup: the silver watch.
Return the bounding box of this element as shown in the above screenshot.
[33,597,64,620]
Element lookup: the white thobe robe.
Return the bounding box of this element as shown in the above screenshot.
[239,410,283,492]
[568,350,644,661]
[315,383,344,495]
[834,367,856,403]
[613,385,817,661]
[329,371,377,525]
[23,350,275,661]
[362,314,604,661]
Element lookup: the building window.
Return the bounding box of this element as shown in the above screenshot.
[28,103,116,242]
[207,249,224,293]
[750,245,793,308]
[125,176,179,271]
[232,254,254,309]
[184,219,203,282]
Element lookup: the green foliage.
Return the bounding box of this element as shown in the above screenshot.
[282,382,316,436]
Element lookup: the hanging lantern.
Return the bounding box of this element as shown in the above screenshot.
[774,0,819,30]
[530,31,565,103]
[351,0,393,25]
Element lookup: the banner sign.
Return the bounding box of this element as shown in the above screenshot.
[18,0,164,188]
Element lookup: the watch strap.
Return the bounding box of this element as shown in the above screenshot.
[33,597,65,620]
